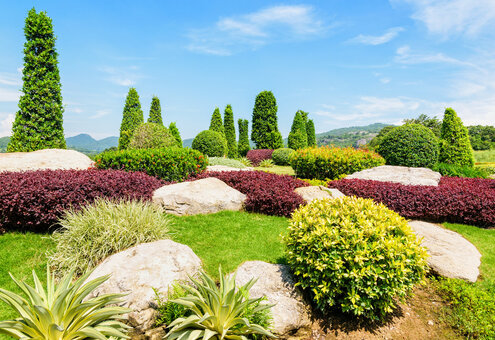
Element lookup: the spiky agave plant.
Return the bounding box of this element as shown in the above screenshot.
[0,267,130,339]
[166,268,276,340]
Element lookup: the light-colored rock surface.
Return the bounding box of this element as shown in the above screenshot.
[206,165,254,172]
[152,177,246,216]
[0,149,94,172]
[86,240,202,330]
[409,220,481,282]
[234,261,311,336]
[346,165,442,186]
[295,185,345,203]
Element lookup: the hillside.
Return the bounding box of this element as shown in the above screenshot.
[0,134,118,153]
[316,123,393,147]
[0,136,10,152]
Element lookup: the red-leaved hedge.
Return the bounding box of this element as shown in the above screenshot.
[194,171,309,217]
[329,177,495,227]
[246,149,274,166]
[0,169,166,232]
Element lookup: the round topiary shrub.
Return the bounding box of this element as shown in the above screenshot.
[192,130,227,157]
[272,148,295,165]
[377,124,439,168]
[129,122,179,150]
[284,196,428,321]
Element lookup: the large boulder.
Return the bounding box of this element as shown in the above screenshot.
[234,261,311,336]
[0,149,93,172]
[346,165,441,186]
[295,185,344,203]
[152,177,246,216]
[409,221,481,282]
[86,240,202,330]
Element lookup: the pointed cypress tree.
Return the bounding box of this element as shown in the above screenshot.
[8,8,66,152]
[118,87,143,150]
[209,107,224,136]
[223,105,238,158]
[169,122,182,147]
[148,96,163,125]
[306,119,317,146]
[238,119,250,157]
[439,108,474,167]
[288,110,308,150]
[251,91,283,149]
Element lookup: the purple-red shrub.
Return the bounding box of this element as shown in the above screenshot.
[246,149,274,166]
[329,177,495,227]
[0,169,166,232]
[194,171,309,217]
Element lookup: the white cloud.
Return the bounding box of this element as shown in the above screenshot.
[187,5,326,55]
[0,113,14,137]
[394,45,477,67]
[349,27,404,45]
[354,96,420,115]
[90,109,111,119]
[0,72,22,86]
[0,87,20,102]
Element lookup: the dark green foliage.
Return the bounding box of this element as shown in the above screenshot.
[367,126,397,150]
[468,125,495,150]
[238,119,250,157]
[251,91,283,149]
[377,124,439,168]
[128,123,178,150]
[154,285,190,327]
[118,88,144,150]
[223,105,238,158]
[403,114,441,137]
[306,119,316,147]
[209,107,224,136]
[271,148,295,165]
[192,130,227,157]
[147,96,163,125]
[8,8,66,152]
[432,163,490,179]
[439,108,474,167]
[288,111,308,150]
[169,122,183,147]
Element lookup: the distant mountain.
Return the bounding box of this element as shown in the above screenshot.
[183,138,193,148]
[316,123,393,147]
[0,136,10,152]
[66,134,118,153]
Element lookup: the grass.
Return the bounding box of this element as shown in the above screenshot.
[255,165,295,176]
[474,149,495,163]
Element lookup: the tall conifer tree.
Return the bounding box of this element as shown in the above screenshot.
[169,122,182,147]
[306,119,317,146]
[209,107,224,136]
[251,91,283,149]
[118,88,143,150]
[439,108,474,167]
[148,96,163,125]
[238,119,250,157]
[223,105,238,158]
[288,110,308,150]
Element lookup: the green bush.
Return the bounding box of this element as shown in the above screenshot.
[259,159,274,168]
[290,146,385,180]
[299,178,330,186]
[433,162,490,179]
[439,108,474,167]
[154,283,190,327]
[284,197,428,321]
[207,157,247,168]
[377,124,439,168]
[49,199,170,276]
[95,147,207,182]
[128,122,179,149]
[271,148,295,165]
[192,130,227,157]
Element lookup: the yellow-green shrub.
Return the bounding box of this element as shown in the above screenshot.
[284,197,428,320]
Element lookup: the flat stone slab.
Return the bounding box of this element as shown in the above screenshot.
[152,177,246,216]
[206,165,254,172]
[0,149,94,172]
[409,221,481,282]
[295,185,345,203]
[346,165,442,186]
[235,261,311,336]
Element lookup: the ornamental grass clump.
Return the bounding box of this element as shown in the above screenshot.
[284,196,428,321]
[49,198,170,277]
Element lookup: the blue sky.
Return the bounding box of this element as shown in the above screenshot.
[0,0,494,139]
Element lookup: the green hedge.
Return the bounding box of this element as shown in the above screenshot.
[271,148,295,165]
[95,147,207,182]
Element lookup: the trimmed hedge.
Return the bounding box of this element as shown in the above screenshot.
[271,148,295,166]
[0,169,165,232]
[329,177,495,227]
[192,130,227,157]
[246,149,273,167]
[194,171,308,217]
[95,147,207,182]
[291,146,385,180]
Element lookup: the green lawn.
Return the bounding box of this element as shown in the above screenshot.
[255,165,295,176]
[474,149,495,163]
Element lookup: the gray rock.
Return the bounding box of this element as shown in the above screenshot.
[0,149,94,172]
[234,261,311,336]
[294,185,345,203]
[152,177,246,216]
[346,165,442,186]
[86,240,202,331]
[409,221,481,282]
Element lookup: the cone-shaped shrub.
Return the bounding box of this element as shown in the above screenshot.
[169,122,183,147]
[238,119,250,157]
[148,95,163,125]
[118,88,144,150]
[306,119,316,146]
[8,8,66,152]
[439,108,474,167]
[128,122,178,149]
[251,91,283,149]
[288,110,308,150]
[223,105,238,158]
[209,107,224,136]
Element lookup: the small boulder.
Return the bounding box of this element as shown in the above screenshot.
[295,186,344,203]
[86,240,202,330]
[409,221,481,282]
[152,177,246,216]
[234,261,311,336]
[0,149,94,172]
[346,165,441,186]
